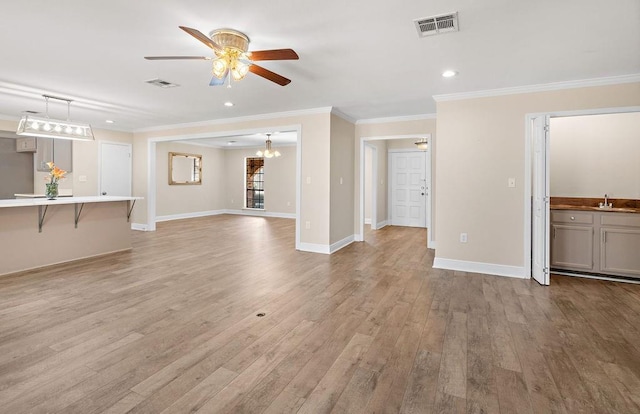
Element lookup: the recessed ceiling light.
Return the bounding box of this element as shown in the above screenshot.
[442,70,458,78]
[224,102,234,107]
[105,120,115,124]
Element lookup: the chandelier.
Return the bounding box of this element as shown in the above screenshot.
[16,95,94,141]
[256,133,281,158]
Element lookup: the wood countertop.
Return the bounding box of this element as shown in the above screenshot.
[550,197,640,214]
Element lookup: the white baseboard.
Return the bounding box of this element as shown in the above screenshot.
[330,235,355,253]
[427,240,437,249]
[376,220,388,229]
[354,234,363,242]
[224,209,295,219]
[131,223,149,231]
[364,218,372,224]
[297,234,355,255]
[156,210,225,222]
[297,242,331,254]
[433,258,527,279]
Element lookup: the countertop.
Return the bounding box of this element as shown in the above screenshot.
[550,197,640,214]
[0,196,142,209]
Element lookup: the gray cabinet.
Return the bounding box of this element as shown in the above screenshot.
[551,209,640,279]
[35,138,72,172]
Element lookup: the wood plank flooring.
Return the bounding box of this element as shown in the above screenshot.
[1,215,640,413]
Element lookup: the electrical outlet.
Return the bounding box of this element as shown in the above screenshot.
[339,177,343,185]
[305,221,311,229]
[231,199,234,204]
[460,233,468,243]
[78,175,87,182]
[287,201,291,206]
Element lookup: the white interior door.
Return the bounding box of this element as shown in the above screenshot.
[390,151,427,228]
[100,142,132,196]
[532,116,550,285]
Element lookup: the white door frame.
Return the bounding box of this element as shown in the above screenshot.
[145,124,302,251]
[524,106,640,281]
[357,134,433,247]
[98,141,132,196]
[364,143,378,230]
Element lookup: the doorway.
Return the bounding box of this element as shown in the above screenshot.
[527,106,640,286]
[389,151,428,228]
[99,142,132,196]
[358,134,433,245]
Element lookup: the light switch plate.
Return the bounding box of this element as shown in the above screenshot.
[508,178,516,188]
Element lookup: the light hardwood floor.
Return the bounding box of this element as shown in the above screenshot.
[1,215,639,413]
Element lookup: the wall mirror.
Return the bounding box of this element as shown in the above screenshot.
[169,152,202,185]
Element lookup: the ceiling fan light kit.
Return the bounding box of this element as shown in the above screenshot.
[16,95,94,141]
[145,26,299,86]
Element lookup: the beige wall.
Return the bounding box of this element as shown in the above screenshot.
[387,138,420,150]
[223,145,296,213]
[133,112,331,245]
[156,142,225,217]
[330,114,355,244]
[354,118,436,236]
[364,140,389,228]
[435,82,640,268]
[550,112,640,199]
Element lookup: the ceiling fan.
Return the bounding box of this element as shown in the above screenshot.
[145,26,299,86]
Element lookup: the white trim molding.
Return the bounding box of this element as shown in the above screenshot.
[433,257,526,279]
[297,242,331,254]
[224,209,296,219]
[330,108,357,124]
[156,210,225,222]
[376,220,388,229]
[131,223,149,231]
[356,113,436,125]
[427,240,437,249]
[433,74,640,102]
[330,235,355,253]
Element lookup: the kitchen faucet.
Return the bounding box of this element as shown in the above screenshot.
[599,193,612,208]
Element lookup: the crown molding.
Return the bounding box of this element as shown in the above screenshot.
[330,108,357,124]
[133,107,333,133]
[433,74,640,103]
[355,113,437,125]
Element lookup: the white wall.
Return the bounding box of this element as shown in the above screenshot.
[550,112,640,198]
[330,114,355,244]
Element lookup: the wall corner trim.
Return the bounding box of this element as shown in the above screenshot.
[433,257,527,279]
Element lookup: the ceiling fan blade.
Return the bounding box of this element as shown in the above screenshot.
[248,49,299,61]
[179,26,222,51]
[249,64,291,86]
[144,56,210,60]
[209,70,229,86]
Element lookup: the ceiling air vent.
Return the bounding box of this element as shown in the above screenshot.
[145,78,180,88]
[414,12,459,37]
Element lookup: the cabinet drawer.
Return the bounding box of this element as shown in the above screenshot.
[600,213,640,228]
[551,211,593,224]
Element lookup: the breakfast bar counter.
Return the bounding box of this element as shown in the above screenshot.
[0,196,142,276]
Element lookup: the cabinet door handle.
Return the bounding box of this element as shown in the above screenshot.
[553,227,556,239]
[602,231,606,244]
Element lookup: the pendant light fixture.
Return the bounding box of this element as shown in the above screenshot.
[256,133,281,158]
[414,138,428,150]
[16,94,94,141]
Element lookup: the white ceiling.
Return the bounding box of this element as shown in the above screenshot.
[0,0,638,132]
[178,131,297,148]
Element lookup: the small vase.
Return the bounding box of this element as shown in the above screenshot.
[45,183,59,200]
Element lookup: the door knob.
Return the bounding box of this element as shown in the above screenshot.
[421,192,425,196]
[102,192,107,195]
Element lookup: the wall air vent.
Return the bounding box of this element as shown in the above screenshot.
[414,12,459,37]
[145,78,180,88]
